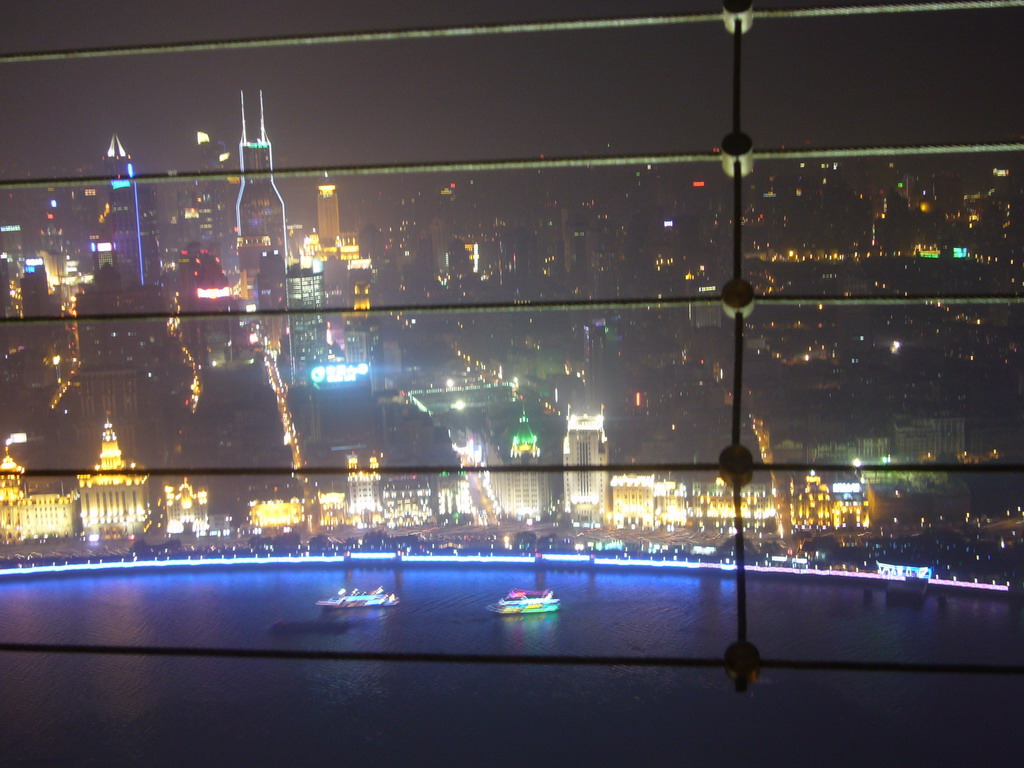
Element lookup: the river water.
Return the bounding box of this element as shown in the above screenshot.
[0,565,1020,767]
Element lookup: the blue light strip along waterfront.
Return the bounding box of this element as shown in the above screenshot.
[0,553,1009,592]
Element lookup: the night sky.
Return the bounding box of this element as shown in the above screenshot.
[0,0,1022,180]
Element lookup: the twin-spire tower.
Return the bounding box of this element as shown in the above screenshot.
[235,90,288,298]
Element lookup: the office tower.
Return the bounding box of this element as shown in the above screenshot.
[317,185,341,245]
[0,255,10,318]
[581,317,620,412]
[562,412,609,528]
[178,242,234,366]
[236,92,288,296]
[286,264,327,384]
[105,135,160,286]
[19,257,54,317]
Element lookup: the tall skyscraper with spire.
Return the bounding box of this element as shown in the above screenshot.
[235,91,288,298]
[105,135,160,286]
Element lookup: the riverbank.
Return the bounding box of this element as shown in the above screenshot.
[0,547,1015,599]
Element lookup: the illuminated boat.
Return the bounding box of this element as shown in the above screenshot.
[316,587,399,609]
[487,589,560,614]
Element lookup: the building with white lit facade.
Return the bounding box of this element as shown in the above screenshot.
[347,454,383,527]
[0,448,76,541]
[493,411,549,523]
[381,475,434,528]
[164,478,210,536]
[563,412,608,528]
[78,421,149,539]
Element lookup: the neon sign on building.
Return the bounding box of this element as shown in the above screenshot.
[310,362,369,387]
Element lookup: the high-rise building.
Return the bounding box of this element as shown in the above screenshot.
[562,412,609,528]
[105,134,160,286]
[317,185,341,245]
[78,420,149,540]
[177,242,235,366]
[235,92,288,296]
[255,248,286,311]
[0,255,10,318]
[286,264,327,384]
[173,131,233,255]
[493,410,550,522]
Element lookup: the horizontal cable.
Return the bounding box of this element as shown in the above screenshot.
[763,1,1024,20]
[0,641,719,668]
[17,461,1024,480]
[2,292,1023,328]
[757,142,1024,161]
[1,3,1019,65]
[0,296,715,327]
[759,293,1024,306]
[0,14,720,65]
[0,152,719,191]
[1,142,1021,192]
[1,641,1022,677]
[763,657,1024,676]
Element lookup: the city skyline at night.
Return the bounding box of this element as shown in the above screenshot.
[1,4,1023,766]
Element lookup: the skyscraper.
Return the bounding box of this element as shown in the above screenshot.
[286,264,327,384]
[105,135,159,286]
[317,185,341,245]
[235,91,287,297]
[563,412,609,528]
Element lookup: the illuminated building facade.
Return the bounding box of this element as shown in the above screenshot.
[563,412,608,528]
[78,421,149,539]
[893,416,965,462]
[164,478,210,536]
[347,454,383,527]
[317,185,341,245]
[317,491,346,528]
[493,411,549,522]
[0,448,75,541]
[248,499,303,532]
[654,480,688,529]
[790,473,869,532]
[690,478,776,532]
[381,475,434,528]
[235,92,287,296]
[609,474,656,530]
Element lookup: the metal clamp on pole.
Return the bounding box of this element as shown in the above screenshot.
[723,0,754,34]
[721,131,753,178]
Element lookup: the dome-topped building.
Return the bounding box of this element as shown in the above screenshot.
[510,410,539,459]
[0,446,75,541]
[78,420,149,540]
[492,410,549,524]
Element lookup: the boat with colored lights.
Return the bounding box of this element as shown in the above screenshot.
[316,587,399,609]
[487,589,560,614]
